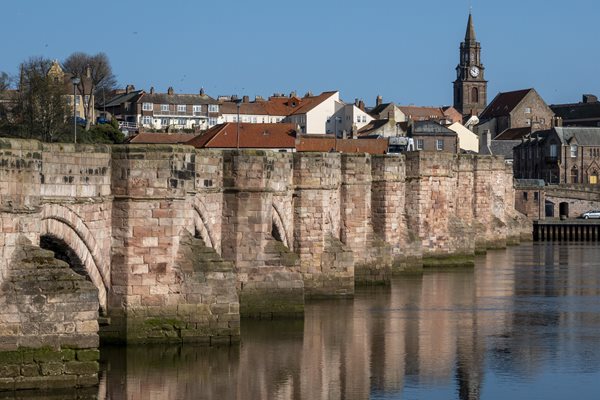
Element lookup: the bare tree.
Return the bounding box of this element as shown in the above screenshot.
[63,52,117,130]
[0,72,9,92]
[18,57,67,141]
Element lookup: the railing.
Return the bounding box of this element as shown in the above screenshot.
[118,121,138,130]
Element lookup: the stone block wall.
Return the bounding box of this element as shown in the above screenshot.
[293,153,354,298]
[0,241,99,391]
[107,145,239,343]
[340,154,392,284]
[221,151,303,317]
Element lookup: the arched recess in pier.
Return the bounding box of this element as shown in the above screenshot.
[40,204,108,312]
[271,203,290,249]
[192,198,218,253]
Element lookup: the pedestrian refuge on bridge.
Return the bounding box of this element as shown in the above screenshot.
[533,220,600,242]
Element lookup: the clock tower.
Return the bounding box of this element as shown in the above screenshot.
[453,13,487,118]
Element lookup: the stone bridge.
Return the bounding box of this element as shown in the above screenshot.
[0,138,528,389]
[516,182,600,220]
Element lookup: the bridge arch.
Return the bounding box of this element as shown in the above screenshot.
[41,204,108,312]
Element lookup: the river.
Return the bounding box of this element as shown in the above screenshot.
[27,243,600,399]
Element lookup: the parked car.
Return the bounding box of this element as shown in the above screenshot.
[580,210,600,219]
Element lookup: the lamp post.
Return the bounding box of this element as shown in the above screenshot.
[71,76,81,143]
[334,116,342,152]
[235,99,242,149]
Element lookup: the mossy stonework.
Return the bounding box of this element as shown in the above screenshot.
[0,243,100,391]
[0,139,527,358]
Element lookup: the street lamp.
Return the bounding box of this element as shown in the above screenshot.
[71,76,81,143]
[235,99,242,149]
[334,116,342,152]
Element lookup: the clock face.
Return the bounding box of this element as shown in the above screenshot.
[469,66,480,78]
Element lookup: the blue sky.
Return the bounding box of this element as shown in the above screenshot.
[1,0,597,106]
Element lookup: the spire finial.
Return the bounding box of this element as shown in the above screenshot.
[465,11,476,42]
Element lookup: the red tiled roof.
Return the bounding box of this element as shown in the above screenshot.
[128,132,196,144]
[288,91,338,115]
[479,89,532,119]
[397,105,462,123]
[296,137,388,154]
[187,123,296,149]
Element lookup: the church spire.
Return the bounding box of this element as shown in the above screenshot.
[465,13,476,43]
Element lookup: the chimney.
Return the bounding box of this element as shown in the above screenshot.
[125,84,135,94]
[149,87,155,94]
[85,65,91,79]
[199,87,205,95]
[242,95,249,103]
[255,95,264,102]
[552,116,563,127]
[583,94,598,104]
[289,91,297,98]
[304,91,313,98]
[376,95,383,107]
[358,100,365,111]
[167,86,174,95]
[354,98,359,106]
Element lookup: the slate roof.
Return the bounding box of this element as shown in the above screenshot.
[103,90,143,108]
[479,89,532,120]
[551,101,600,122]
[481,140,520,159]
[555,127,600,146]
[410,120,457,136]
[187,123,296,149]
[141,92,218,105]
[494,127,532,140]
[368,103,393,117]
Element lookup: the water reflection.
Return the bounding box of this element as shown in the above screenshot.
[28,243,600,399]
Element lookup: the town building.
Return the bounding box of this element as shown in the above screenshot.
[102,86,221,133]
[453,13,488,118]
[513,127,600,184]
[219,95,290,124]
[476,88,554,139]
[550,94,600,127]
[408,120,459,153]
[46,60,95,123]
[447,122,479,153]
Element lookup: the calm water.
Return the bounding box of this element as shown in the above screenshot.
[29,243,600,399]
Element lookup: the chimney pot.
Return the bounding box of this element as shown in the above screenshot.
[167,87,174,95]
[243,95,249,103]
[376,95,383,107]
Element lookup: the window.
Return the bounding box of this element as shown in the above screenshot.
[193,105,202,113]
[208,104,219,112]
[534,192,539,201]
[550,144,558,158]
[540,118,545,124]
[416,139,424,150]
[142,116,152,125]
[471,87,479,103]
[525,107,532,114]
[252,117,257,123]
[208,117,217,126]
[177,104,186,112]
[362,116,367,122]
[142,102,153,111]
[523,192,528,200]
[356,116,361,123]
[436,139,444,151]
[242,116,248,122]
[84,95,90,106]
[75,96,80,106]
[571,166,579,184]
[161,104,169,112]
[178,118,186,125]
[161,118,169,126]
[570,144,577,158]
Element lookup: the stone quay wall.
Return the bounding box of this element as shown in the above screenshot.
[0,138,527,351]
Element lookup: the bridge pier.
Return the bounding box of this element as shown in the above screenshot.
[222,151,304,317]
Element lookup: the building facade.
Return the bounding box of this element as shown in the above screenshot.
[409,120,459,153]
[513,127,600,184]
